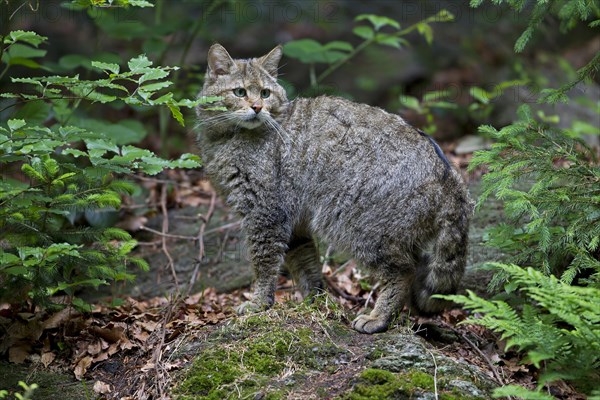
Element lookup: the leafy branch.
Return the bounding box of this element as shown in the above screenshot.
[283,10,454,87]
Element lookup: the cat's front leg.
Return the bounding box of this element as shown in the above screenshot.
[236,212,290,314]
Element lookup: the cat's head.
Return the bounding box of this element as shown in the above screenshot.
[197,44,288,131]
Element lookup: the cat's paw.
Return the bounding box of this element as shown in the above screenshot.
[351,314,389,334]
[235,301,263,315]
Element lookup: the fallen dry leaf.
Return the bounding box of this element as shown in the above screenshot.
[93,380,112,394]
[89,325,126,343]
[74,355,93,379]
[88,340,102,356]
[41,351,56,367]
[8,344,30,363]
[92,351,109,363]
[43,307,79,330]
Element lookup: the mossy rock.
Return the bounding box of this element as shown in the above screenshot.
[172,298,496,399]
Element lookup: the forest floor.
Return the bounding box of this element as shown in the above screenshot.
[0,153,587,400]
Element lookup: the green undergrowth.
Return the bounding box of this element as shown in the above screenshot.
[174,295,352,399]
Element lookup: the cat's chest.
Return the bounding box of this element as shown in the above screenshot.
[202,135,279,192]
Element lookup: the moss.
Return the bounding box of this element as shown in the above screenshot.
[342,368,409,399]
[176,349,239,398]
[341,368,484,400]
[359,368,396,385]
[176,306,352,399]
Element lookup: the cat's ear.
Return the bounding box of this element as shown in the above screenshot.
[207,43,236,76]
[257,45,283,78]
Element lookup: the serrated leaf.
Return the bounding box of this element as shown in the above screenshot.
[138,68,170,84]
[141,81,172,92]
[91,61,120,74]
[127,0,154,7]
[5,31,47,46]
[85,139,119,153]
[127,55,152,73]
[8,119,26,131]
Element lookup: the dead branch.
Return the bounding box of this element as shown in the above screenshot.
[160,183,179,290]
[187,191,217,295]
[324,275,372,306]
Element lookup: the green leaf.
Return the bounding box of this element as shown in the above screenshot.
[352,26,374,40]
[167,103,184,126]
[323,41,354,52]
[470,87,491,104]
[127,0,154,7]
[59,54,93,70]
[8,119,26,131]
[139,68,170,84]
[85,139,120,153]
[8,57,43,69]
[13,101,51,125]
[0,252,21,265]
[374,34,406,49]
[5,31,47,46]
[92,60,120,74]
[7,44,47,59]
[492,385,554,400]
[75,118,147,145]
[127,55,152,73]
[355,14,400,31]
[283,39,320,62]
[416,23,434,45]
[399,95,421,112]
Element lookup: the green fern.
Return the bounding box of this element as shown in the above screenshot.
[439,263,600,395]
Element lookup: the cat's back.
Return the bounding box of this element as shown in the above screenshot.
[281,95,442,179]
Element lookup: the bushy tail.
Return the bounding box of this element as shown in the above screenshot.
[412,194,472,314]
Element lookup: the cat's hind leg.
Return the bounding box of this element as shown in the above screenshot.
[411,198,470,314]
[352,256,416,334]
[284,236,323,299]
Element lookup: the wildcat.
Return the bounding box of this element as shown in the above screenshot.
[195,44,472,334]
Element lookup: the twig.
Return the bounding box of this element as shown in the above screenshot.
[359,282,380,313]
[216,229,231,263]
[129,173,177,185]
[331,259,354,276]
[440,322,509,389]
[324,276,370,305]
[425,347,439,400]
[203,220,241,235]
[160,183,179,290]
[150,298,178,400]
[139,226,197,241]
[187,191,217,294]
[321,245,334,273]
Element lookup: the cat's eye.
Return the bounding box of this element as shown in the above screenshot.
[260,89,271,99]
[233,88,246,97]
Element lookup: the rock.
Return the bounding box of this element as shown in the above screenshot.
[455,135,492,154]
[168,301,497,399]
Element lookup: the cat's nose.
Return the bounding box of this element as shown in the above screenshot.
[251,102,262,114]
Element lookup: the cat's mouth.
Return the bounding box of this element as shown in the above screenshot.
[237,111,265,129]
[238,117,263,129]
